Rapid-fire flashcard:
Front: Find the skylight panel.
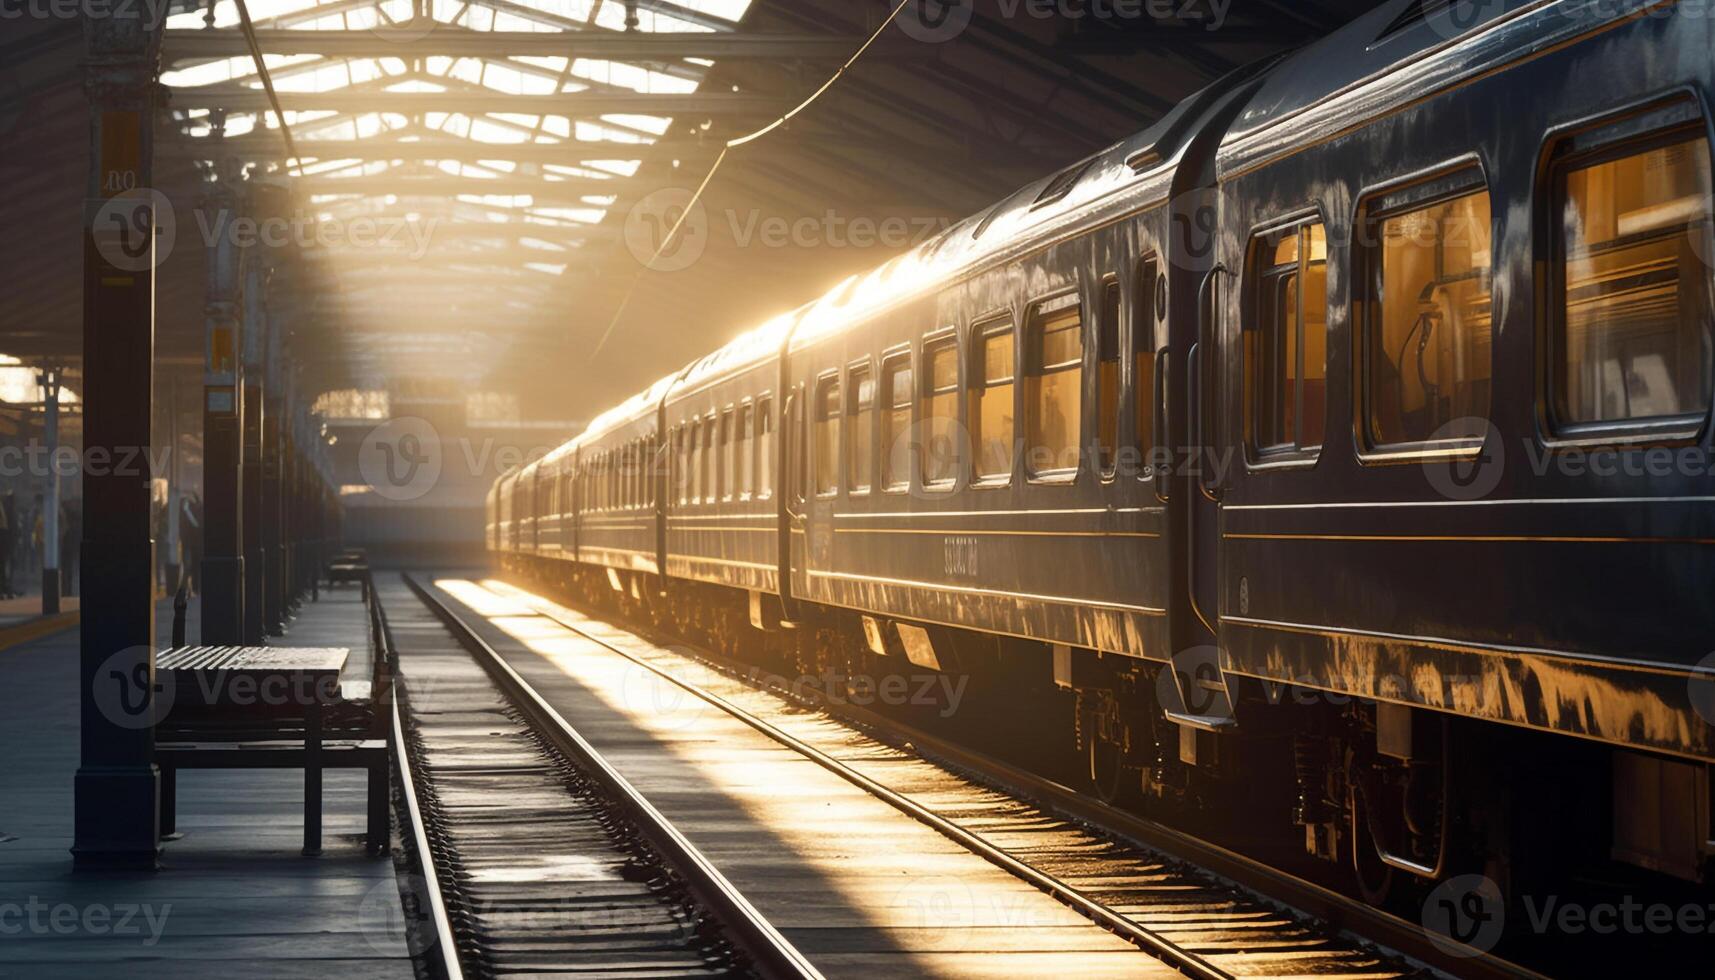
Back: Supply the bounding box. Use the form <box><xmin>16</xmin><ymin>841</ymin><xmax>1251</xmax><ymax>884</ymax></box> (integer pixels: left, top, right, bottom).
<box><xmin>469</xmin><ymin>118</ymin><xmax>533</xmax><ymax>144</ymax></box>
<box><xmin>600</xmin><ymin>114</ymin><xmax>671</xmax><ymax>136</ymax></box>
<box><xmin>515</xmin><ymin>56</ymin><xmax>572</xmax><ymax>74</ymax></box>
<box><xmin>584</xmin><ymin>159</ymin><xmax>642</xmax><ymax>178</ymax></box>
<box><xmin>570</xmin><ymin>60</ymin><xmax>697</xmax><ymax>95</ymax></box>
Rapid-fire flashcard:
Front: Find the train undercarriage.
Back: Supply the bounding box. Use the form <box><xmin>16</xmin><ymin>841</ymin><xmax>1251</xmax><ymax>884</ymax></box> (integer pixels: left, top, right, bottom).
<box><xmin>501</xmin><ymin>554</ymin><xmax>1715</xmax><ymax>936</ymax></box>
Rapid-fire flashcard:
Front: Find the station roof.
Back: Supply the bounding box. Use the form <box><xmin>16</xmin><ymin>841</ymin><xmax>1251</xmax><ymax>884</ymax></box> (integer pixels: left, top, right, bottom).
<box><xmin>0</xmin><ymin>0</ymin><xmax>1380</xmax><ymax>426</ymax></box>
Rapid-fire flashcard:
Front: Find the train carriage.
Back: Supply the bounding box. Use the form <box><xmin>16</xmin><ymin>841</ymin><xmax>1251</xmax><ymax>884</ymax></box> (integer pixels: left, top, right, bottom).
<box><xmin>661</xmin><ymin>315</ymin><xmax>793</xmax><ymax>600</ymax></box>
<box><xmin>570</xmin><ymin>375</ymin><xmax>678</xmax><ymax>584</ymax></box>
<box><xmin>494</xmin><ymin>0</ymin><xmax>1715</xmax><ymax>901</ymax></box>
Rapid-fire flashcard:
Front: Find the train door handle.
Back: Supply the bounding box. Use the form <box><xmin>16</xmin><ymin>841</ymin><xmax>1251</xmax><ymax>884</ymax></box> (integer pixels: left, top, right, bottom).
<box><xmin>1193</xmin><ymin>264</ymin><xmax>1226</xmax><ymax>499</ymax></box>
<box><xmin>1152</xmin><ymin>345</ymin><xmax>1169</xmax><ymax>501</ymax></box>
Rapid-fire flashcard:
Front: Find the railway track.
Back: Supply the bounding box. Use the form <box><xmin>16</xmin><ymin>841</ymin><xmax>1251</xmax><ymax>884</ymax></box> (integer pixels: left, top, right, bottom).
<box><xmin>377</xmin><ymin>576</ymin><xmax>817</xmax><ymax>979</ymax></box>
<box><xmin>414</xmin><ymin>573</ymin><xmax>1547</xmax><ymax>980</ymax></box>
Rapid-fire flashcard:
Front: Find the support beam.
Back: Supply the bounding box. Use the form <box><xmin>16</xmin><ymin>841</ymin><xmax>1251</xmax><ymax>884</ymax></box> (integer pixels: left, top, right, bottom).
<box><xmin>161</xmin><ymin>135</ymin><xmax>689</xmax><ymax>165</ymax></box>
<box><xmin>170</xmin><ymin>87</ymin><xmax>785</xmax><ymax>117</ymax></box>
<box><xmin>240</xmin><ymin>241</ymin><xmax>267</xmax><ymax>645</ymax></box>
<box><xmin>162</xmin><ymin>29</ymin><xmax>890</xmax><ymax>63</ymax></box>
<box><xmin>292</xmin><ymin>174</ymin><xmax>621</xmax><ymax>203</ymax></box>
<box><xmin>200</xmin><ymin>182</ymin><xmax>245</xmax><ymax>646</ymax></box>
<box><xmin>74</xmin><ymin>13</ymin><xmax>162</xmax><ymax>871</ymax></box>
<box><xmin>38</xmin><ymin>365</ymin><xmax>63</xmax><ymax>615</ymax></box>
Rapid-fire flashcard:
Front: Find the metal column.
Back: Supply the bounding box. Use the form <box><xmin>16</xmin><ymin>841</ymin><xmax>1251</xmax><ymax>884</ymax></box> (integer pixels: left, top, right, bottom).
<box><xmin>240</xmin><ymin>233</ymin><xmax>266</xmax><ymax>645</ymax></box>
<box><xmin>162</xmin><ymin>375</ymin><xmax>181</xmax><ymax>594</ymax></box>
<box><xmin>72</xmin><ymin>14</ymin><xmax>163</xmax><ymax>870</ymax></box>
<box><xmin>199</xmin><ymin>178</ymin><xmax>244</xmax><ymax>645</ymax></box>
<box><xmin>38</xmin><ymin>366</ymin><xmax>63</xmax><ymax>616</ymax></box>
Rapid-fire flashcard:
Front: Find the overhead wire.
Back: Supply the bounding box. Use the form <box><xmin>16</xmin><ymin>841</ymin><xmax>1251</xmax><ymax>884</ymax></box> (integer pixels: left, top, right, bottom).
<box><xmin>231</xmin><ymin>0</ymin><xmax>305</xmax><ymax>178</ymax></box>
<box><xmin>589</xmin><ymin>0</ymin><xmax>915</xmax><ymax>360</ymax></box>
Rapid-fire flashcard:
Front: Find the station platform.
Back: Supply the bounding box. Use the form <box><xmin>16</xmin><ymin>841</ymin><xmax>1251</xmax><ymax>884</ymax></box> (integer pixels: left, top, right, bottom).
<box><xmin>0</xmin><ymin>584</ymin><xmax>412</xmax><ymax>979</ymax></box>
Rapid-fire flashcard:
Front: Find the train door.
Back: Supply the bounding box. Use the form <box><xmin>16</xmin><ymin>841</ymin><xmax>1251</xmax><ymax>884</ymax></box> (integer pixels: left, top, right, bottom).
<box><xmin>1164</xmin><ymin>183</ymin><xmax>1238</xmax><ymax>735</ymax></box>
<box><xmin>775</xmin><ymin>350</ymin><xmax>805</xmax><ymax>620</ymax></box>
<box><xmin>569</xmin><ymin>451</ymin><xmax>581</xmax><ymax>562</ymax></box>
<box><xmin>652</xmin><ymin>421</ymin><xmax>669</xmax><ymax>590</ymax></box>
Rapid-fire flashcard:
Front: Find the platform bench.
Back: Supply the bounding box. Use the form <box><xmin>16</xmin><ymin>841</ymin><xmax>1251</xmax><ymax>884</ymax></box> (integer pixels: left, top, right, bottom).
<box><xmin>155</xmin><ymin>646</ymin><xmax>389</xmax><ymax>856</ymax></box>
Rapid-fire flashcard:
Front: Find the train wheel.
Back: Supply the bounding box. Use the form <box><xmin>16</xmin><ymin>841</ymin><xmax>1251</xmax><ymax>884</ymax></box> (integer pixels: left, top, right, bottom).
<box><xmin>1348</xmin><ymin>783</ymin><xmax>1395</xmax><ymax>907</ymax></box>
<box><xmin>1088</xmin><ymin>734</ymin><xmax>1130</xmax><ymax>805</ymax></box>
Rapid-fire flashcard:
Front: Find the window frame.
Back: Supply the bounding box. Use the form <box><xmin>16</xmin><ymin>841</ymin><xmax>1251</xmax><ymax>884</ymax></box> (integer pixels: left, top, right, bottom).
<box><xmin>846</xmin><ymin>358</ymin><xmax>876</xmax><ymax>495</ymax></box>
<box><xmin>1096</xmin><ymin>274</ymin><xmax>1123</xmax><ymax>482</ymax></box>
<box><xmin>812</xmin><ymin>370</ymin><xmax>843</xmax><ymax>498</ymax></box>
<box><xmin>735</xmin><ymin>400</ymin><xmax>753</xmax><ymax>501</ymax></box>
<box><xmin>1024</xmin><ymin>289</ymin><xmax>1085</xmax><ymax>483</ymax></box>
<box><xmin>1355</xmin><ymin>161</ymin><xmax>1496</xmax><ymax>463</ymax></box>
<box><xmin>1244</xmin><ymin>209</ymin><xmax>1330</xmax><ymax>468</ymax></box>
<box><xmin>720</xmin><ymin>406</ymin><xmax>735</xmax><ymax>502</ymax></box>
<box><xmin>754</xmin><ymin>394</ymin><xmax>775</xmax><ymax>500</ymax></box>
<box><xmin>1135</xmin><ymin>254</ymin><xmax>1164</xmax><ymax>485</ymax></box>
<box><xmin>1541</xmin><ymin>97</ymin><xmax>1713</xmax><ymax>446</ymax></box>
<box><xmin>969</xmin><ymin>312</ymin><xmax>1018</xmax><ymax>488</ymax></box>
<box><xmin>920</xmin><ymin>329</ymin><xmax>963</xmax><ymax>491</ymax></box>
<box><xmin>880</xmin><ymin>347</ymin><xmax>915</xmax><ymax>493</ymax></box>
<box><xmin>701</xmin><ymin>412</ymin><xmax>717</xmax><ymax>503</ymax></box>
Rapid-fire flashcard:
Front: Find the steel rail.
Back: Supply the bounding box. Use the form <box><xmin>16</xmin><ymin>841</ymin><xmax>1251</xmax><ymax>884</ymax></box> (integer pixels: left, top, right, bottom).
<box><xmin>374</xmin><ymin>588</ymin><xmax>466</xmax><ymax>980</ymax></box>
<box><xmin>493</xmin><ymin>578</ymin><xmax>1548</xmax><ymax>980</ymax></box>
<box><xmin>399</xmin><ymin>573</ymin><xmax>823</xmax><ymax>980</ymax></box>
<box><xmin>447</xmin><ymin>578</ymin><xmax>1234</xmax><ymax>980</ymax></box>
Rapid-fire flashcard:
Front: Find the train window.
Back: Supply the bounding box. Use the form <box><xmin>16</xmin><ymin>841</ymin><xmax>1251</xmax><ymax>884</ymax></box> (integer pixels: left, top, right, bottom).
<box><xmin>675</xmin><ymin>427</ymin><xmax>689</xmax><ymax>505</ymax></box>
<box><xmin>702</xmin><ymin>415</ymin><xmax>716</xmax><ymax>504</ymax></box>
<box><xmin>814</xmin><ymin>375</ymin><xmax>841</xmax><ymax>496</ymax></box>
<box><xmin>882</xmin><ymin>354</ymin><xmax>914</xmax><ymax>492</ymax></box>
<box><xmin>1362</xmin><ymin>178</ymin><xmax>1493</xmax><ymax>447</ymax></box>
<box><xmin>848</xmin><ymin>363</ymin><xmax>875</xmax><ymax>493</ymax></box>
<box><xmin>1026</xmin><ymin>296</ymin><xmax>1083</xmax><ymax>478</ymax></box>
<box><xmin>1097</xmin><ymin>278</ymin><xmax>1121</xmax><ymax>478</ymax></box>
<box><xmin>756</xmin><ymin>396</ymin><xmax>774</xmax><ymax>499</ymax></box>
<box><xmin>1554</xmin><ymin>132</ymin><xmax>1714</xmax><ymax>429</ymax></box>
<box><xmin>735</xmin><ymin>403</ymin><xmax>753</xmax><ymax>499</ymax></box>
<box><xmin>922</xmin><ymin>338</ymin><xmax>960</xmax><ymax>488</ymax></box>
<box><xmin>1134</xmin><ymin>256</ymin><xmax>1160</xmax><ymax>477</ymax></box>
<box><xmin>720</xmin><ymin>408</ymin><xmax>734</xmax><ymax>501</ymax></box>
<box><xmin>683</xmin><ymin>424</ymin><xmax>695</xmax><ymax>503</ymax></box>
<box><xmin>971</xmin><ymin>319</ymin><xmax>1015</xmax><ymax>483</ymax></box>
<box><xmin>1246</xmin><ymin>220</ymin><xmax>1328</xmax><ymax>455</ymax></box>
<box><xmin>696</xmin><ymin>420</ymin><xmax>710</xmax><ymax>504</ymax></box>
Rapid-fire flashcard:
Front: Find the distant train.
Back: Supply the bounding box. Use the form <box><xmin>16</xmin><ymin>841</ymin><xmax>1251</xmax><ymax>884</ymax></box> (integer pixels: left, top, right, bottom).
<box><xmin>494</xmin><ymin>0</ymin><xmax>1715</xmax><ymax>903</ymax></box>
